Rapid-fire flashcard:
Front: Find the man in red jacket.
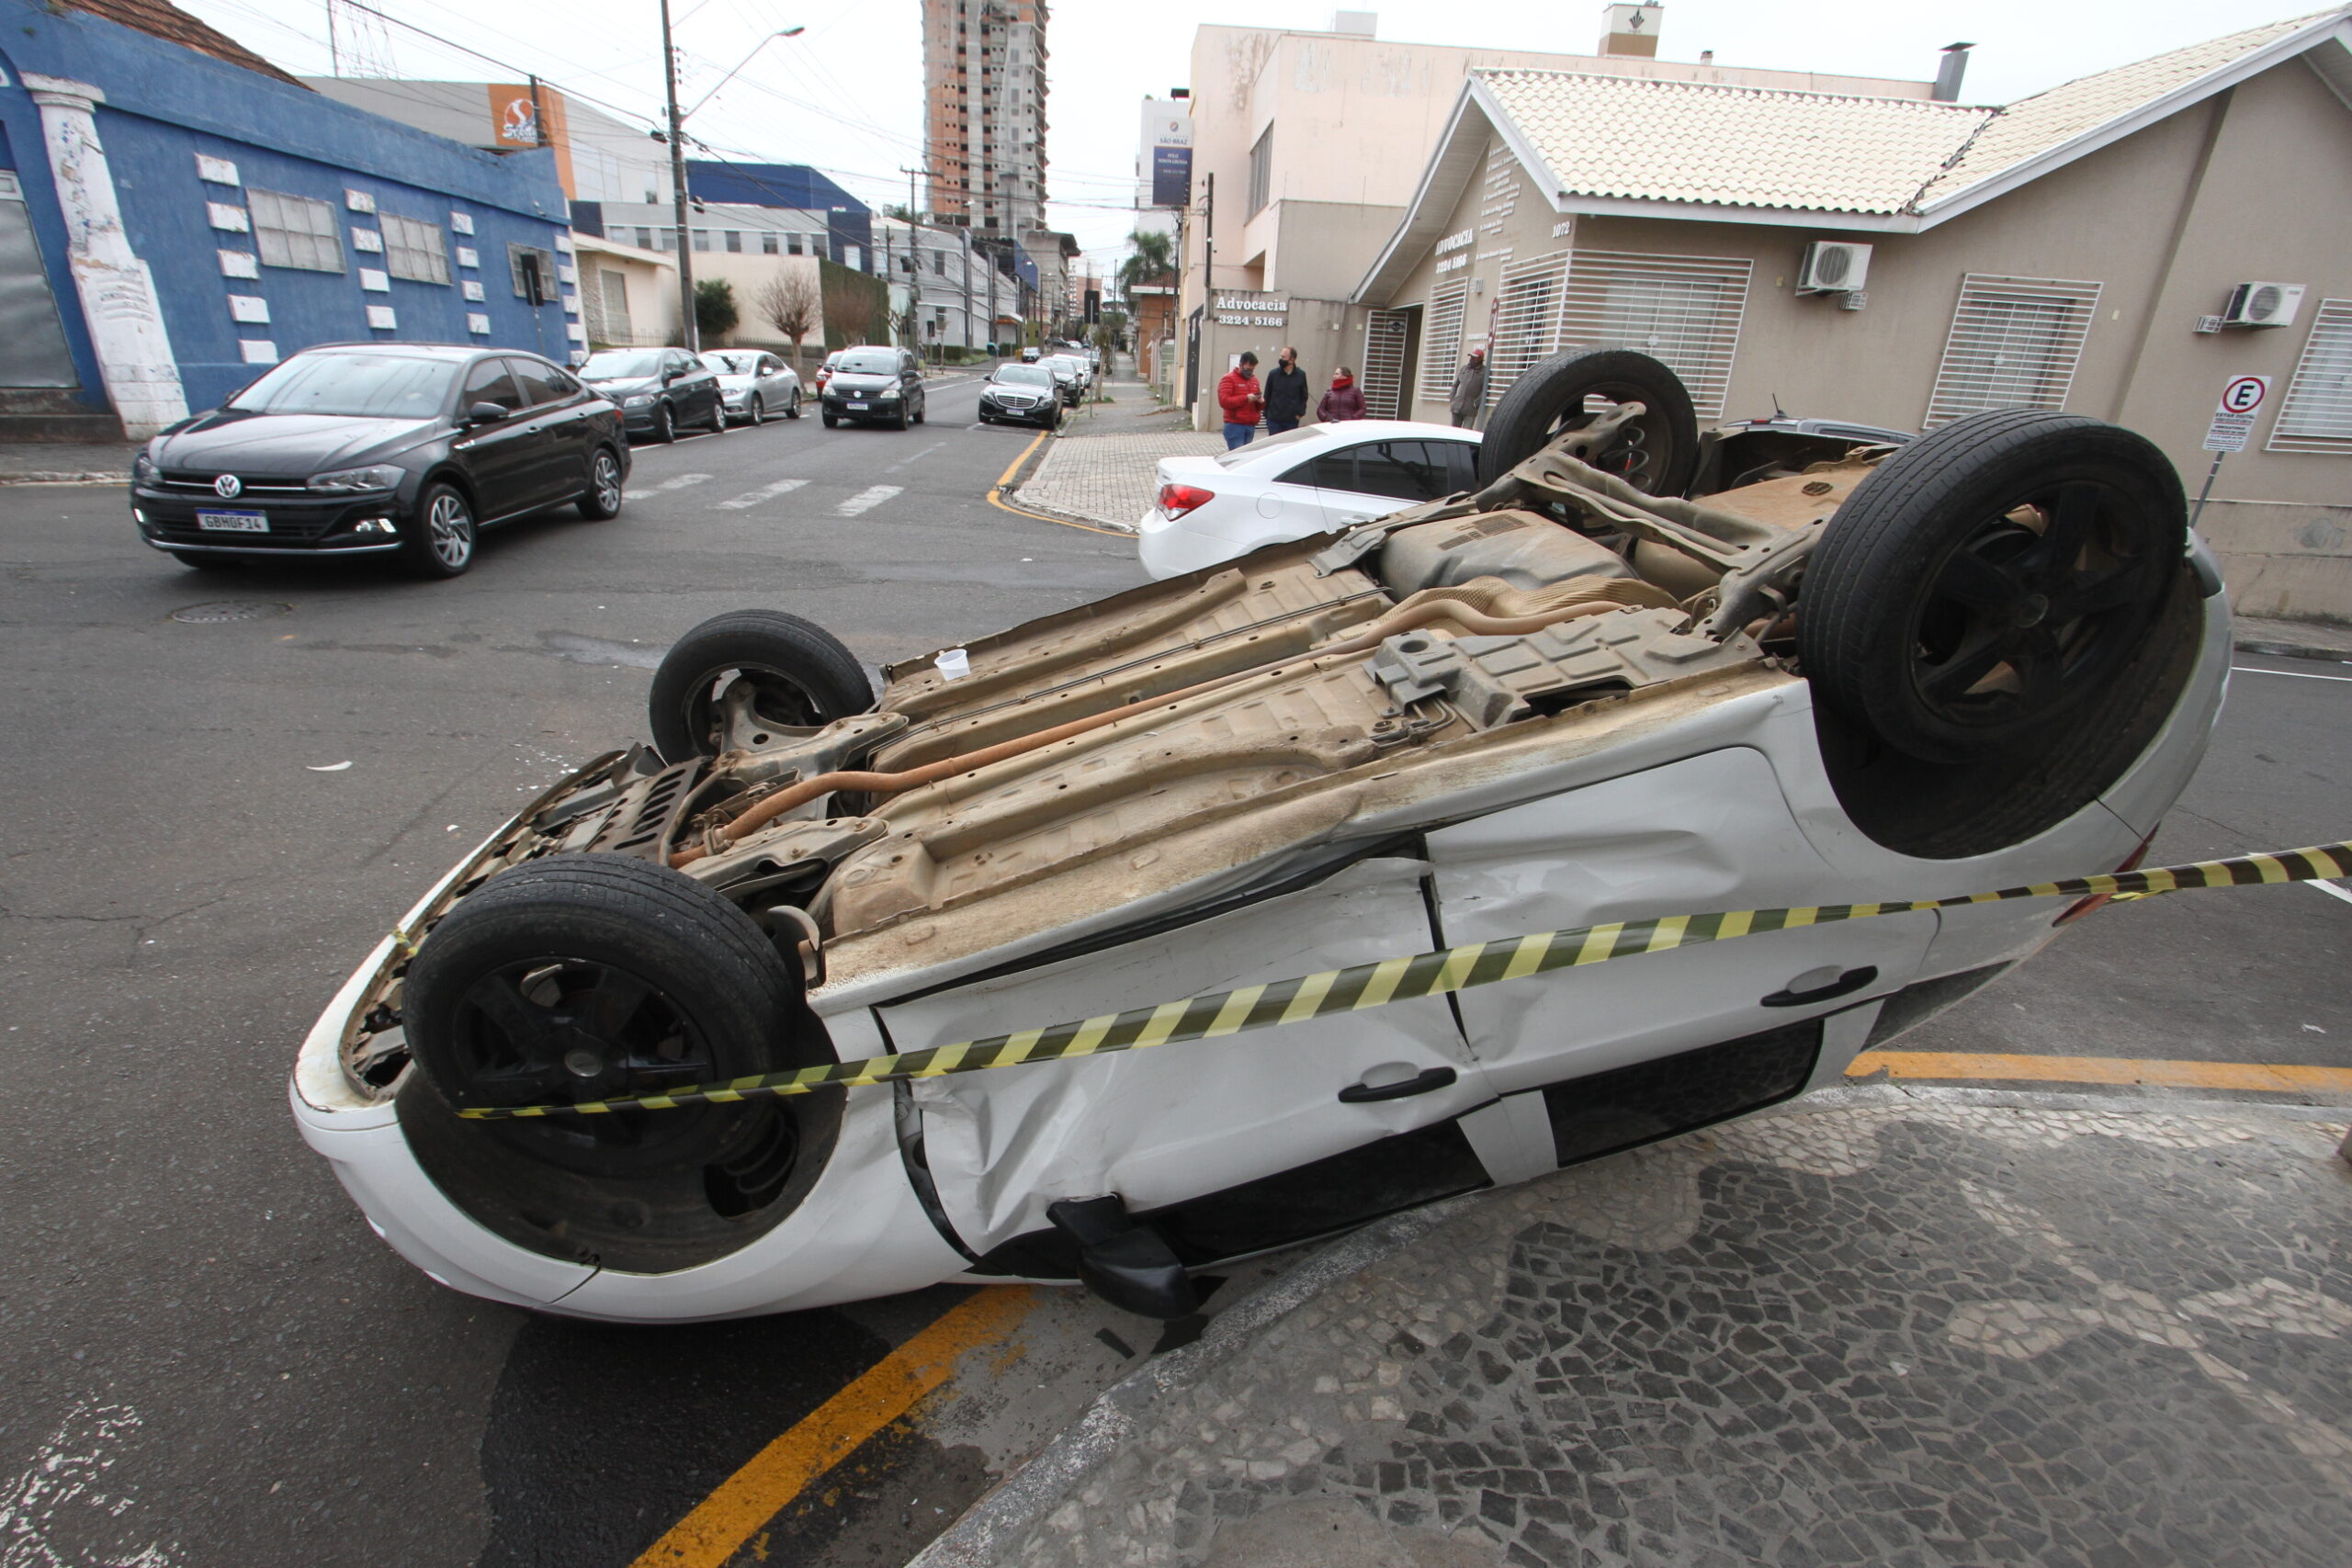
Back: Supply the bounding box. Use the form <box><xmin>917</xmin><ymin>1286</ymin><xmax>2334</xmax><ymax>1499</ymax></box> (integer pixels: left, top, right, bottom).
<box><xmin>1217</xmin><ymin>352</ymin><xmax>1264</xmax><ymax>449</ymax></box>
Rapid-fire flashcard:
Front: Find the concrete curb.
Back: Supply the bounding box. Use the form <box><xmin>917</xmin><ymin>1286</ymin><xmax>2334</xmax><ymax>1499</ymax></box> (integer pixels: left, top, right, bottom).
<box><xmin>905</xmin><ymin>1084</ymin><xmax>2349</xmax><ymax>1568</ymax></box>
<box><xmin>2234</xmin><ymin>636</ymin><xmax>2352</xmax><ymax>662</ymax></box>
<box><xmin>1001</xmin><ymin>489</ymin><xmax>1138</xmax><ymax>535</ymax></box>
<box><xmin>904</xmin><ymin>1194</ymin><xmax>1482</xmax><ymax>1568</ymax></box>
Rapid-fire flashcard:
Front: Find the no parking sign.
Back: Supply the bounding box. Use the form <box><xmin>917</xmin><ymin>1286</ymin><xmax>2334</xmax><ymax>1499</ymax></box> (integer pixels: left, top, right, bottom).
<box><xmin>2202</xmin><ymin>375</ymin><xmax>2269</xmax><ymax>452</ymax></box>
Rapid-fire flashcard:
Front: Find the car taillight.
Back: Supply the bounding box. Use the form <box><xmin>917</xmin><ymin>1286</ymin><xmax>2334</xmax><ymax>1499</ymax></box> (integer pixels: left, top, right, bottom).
<box><xmin>2054</xmin><ymin>827</ymin><xmax>2161</xmax><ymax>925</ymax></box>
<box><xmin>1158</xmin><ymin>483</ymin><xmax>1215</xmax><ymax>520</ymax></box>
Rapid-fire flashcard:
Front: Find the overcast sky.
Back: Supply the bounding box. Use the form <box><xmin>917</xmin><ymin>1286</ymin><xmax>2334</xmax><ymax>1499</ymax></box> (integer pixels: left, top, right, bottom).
<box><xmin>180</xmin><ymin>0</ymin><xmax>2335</xmax><ymax>275</ymax></box>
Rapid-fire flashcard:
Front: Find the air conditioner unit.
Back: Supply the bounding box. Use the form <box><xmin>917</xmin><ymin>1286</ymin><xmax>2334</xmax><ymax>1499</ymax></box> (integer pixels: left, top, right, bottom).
<box><xmin>1797</xmin><ymin>241</ymin><xmax>1871</xmax><ymax>294</ymax></box>
<box><xmin>2221</xmin><ymin>281</ymin><xmax>2305</xmax><ymax>328</ymax></box>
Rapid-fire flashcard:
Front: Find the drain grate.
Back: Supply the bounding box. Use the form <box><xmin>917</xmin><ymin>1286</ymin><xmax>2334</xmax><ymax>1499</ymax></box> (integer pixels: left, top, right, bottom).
<box><xmin>170</xmin><ymin>601</ymin><xmax>288</xmax><ymax>625</ymax></box>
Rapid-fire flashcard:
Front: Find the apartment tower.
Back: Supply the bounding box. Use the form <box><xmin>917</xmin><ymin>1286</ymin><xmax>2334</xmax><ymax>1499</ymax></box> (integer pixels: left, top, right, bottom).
<box><xmin>922</xmin><ymin>0</ymin><xmax>1049</xmax><ymax>235</ymax></box>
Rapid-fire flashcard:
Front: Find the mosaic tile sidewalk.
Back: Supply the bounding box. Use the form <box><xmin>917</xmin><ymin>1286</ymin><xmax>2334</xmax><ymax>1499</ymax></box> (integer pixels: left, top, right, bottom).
<box><xmin>914</xmin><ymin>1095</ymin><xmax>2352</xmax><ymax>1568</ymax></box>
<box><xmin>1012</xmin><ymin>430</ymin><xmax>1226</xmax><ymax>533</ymax></box>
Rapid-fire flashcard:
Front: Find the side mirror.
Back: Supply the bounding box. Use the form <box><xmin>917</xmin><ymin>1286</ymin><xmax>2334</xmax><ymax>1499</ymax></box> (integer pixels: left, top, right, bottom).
<box><xmin>463</xmin><ymin>401</ymin><xmax>509</xmax><ymax>426</ymax></box>
<box><xmin>662</xmin><ymin>366</ymin><xmax>684</xmax><ymax>382</ymax></box>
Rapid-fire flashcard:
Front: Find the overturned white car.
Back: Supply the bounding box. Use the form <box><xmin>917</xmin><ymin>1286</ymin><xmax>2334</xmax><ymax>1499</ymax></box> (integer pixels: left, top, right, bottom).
<box><xmin>290</xmin><ymin>350</ymin><xmax>2228</xmax><ymax>1322</ymax></box>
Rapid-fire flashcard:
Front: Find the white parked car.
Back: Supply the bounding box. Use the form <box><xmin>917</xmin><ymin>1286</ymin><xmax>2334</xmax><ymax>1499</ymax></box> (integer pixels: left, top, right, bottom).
<box><xmin>1139</xmin><ymin>421</ymin><xmax>1481</xmax><ymax>580</ymax></box>
<box><xmin>697</xmin><ymin>349</ymin><xmax>802</xmax><ymax>424</ymax></box>
<box><xmin>288</xmin><ymin>349</ymin><xmax>2229</xmax><ymax>1324</ymax></box>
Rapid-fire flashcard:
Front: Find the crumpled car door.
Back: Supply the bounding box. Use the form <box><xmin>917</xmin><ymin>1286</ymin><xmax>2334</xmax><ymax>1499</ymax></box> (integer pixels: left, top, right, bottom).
<box><xmin>882</xmin><ymin>856</ymin><xmax>1499</xmax><ymax>1261</ymax></box>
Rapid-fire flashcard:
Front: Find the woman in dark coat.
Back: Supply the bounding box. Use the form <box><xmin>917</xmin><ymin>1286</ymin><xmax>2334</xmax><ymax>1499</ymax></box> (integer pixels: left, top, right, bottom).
<box><xmin>1317</xmin><ymin>367</ymin><xmax>1366</xmax><ymax>423</ymax></box>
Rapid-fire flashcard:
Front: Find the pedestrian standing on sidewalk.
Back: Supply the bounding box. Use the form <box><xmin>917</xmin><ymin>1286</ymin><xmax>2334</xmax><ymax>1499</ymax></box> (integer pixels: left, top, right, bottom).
<box><xmin>1217</xmin><ymin>352</ymin><xmax>1265</xmax><ymax>450</ymax></box>
<box><xmin>1262</xmin><ymin>345</ymin><xmax>1308</xmax><ymax>434</ymax></box>
<box><xmin>1449</xmin><ymin>345</ymin><xmax>1487</xmax><ymax>429</ymax></box>
<box><xmin>1317</xmin><ymin>367</ymin><xmax>1366</xmax><ymax>423</ymax></box>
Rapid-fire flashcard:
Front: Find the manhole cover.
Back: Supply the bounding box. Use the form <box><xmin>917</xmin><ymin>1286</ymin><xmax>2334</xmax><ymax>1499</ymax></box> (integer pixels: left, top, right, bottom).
<box><xmin>170</xmin><ymin>601</ymin><xmax>288</xmax><ymax>625</ymax></box>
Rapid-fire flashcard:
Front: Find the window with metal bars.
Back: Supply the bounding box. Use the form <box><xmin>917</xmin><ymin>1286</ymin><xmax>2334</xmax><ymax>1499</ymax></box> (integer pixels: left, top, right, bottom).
<box><xmin>2268</xmin><ymin>299</ymin><xmax>2352</xmax><ymax>454</ymax></box>
<box><xmin>379</xmin><ymin>212</ymin><xmax>448</xmax><ymax>285</ymax></box>
<box><xmin>1418</xmin><ymin>282</ymin><xmax>1469</xmax><ymax>405</ymax></box>
<box><xmin>1559</xmin><ymin>250</ymin><xmax>1751</xmax><ymax>419</ymax></box>
<box><xmin>1248</xmin><ymin>123</ymin><xmax>1273</xmax><ymax>217</ymax></box>
<box><xmin>1924</xmin><ymin>274</ymin><xmax>2102</xmax><ymax>428</ymax></box>
<box><xmin>248</xmin><ymin>188</ymin><xmax>342</xmax><ymax>274</ymax></box>
<box><xmin>1487</xmin><ymin>252</ymin><xmax>1569</xmax><ymax>412</ymax></box>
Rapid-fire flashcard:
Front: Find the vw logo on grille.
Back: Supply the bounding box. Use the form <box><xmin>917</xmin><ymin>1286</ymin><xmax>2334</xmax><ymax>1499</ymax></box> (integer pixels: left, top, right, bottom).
<box><xmin>213</xmin><ymin>474</ymin><xmax>242</xmax><ymax>499</ymax></box>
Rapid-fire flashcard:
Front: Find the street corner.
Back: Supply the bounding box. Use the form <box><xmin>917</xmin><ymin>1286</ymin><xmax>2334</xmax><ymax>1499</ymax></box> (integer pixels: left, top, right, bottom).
<box><xmin>944</xmin><ymin>1098</ymin><xmax>2352</xmax><ymax>1568</ymax></box>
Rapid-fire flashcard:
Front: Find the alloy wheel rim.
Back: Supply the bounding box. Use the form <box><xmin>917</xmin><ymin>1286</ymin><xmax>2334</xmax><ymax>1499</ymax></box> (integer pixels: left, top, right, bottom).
<box><xmin>593</xmin><ymin>455</ymin><xmax>621</xmax><ymax>511</ymax></box>
<box><xmin>428</xmin><ymin>493</ymin><xmax>473</xmax><ymax>567</ymax></box>
<box><xmin>1907</xmin><ymin>480</ymin><xmax>2154</xmax><ymax>730</ymax></box>
<box><xmin>452</xmin><ymin>958</ymin><xmax>714</xmax><ymax>1144</ymax></box>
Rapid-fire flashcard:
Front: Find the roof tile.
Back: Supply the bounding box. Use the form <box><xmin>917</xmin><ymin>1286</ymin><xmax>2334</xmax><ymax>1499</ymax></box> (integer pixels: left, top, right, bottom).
<box><xmin>62</xmin><ymin>0</ymin><xmax>308</xmax><ymax>88</ymax></box>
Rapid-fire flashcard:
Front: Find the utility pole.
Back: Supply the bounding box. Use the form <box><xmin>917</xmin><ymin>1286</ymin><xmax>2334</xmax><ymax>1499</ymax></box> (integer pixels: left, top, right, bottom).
<box><xmin>659</xmin><ymin>0</ymin><xmax>697</xmax><ymax>351</ymax></box>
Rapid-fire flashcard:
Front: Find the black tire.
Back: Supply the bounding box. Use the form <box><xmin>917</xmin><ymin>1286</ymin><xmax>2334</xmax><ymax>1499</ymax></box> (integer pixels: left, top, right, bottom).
<box><xmin>784</xmin><ymin>388</ymin><xmax>802</xmax><ymax>420</ymax></box>
<box><xmin>708</xmin><ymin>396</ymin><xmax>728</xmax><ymax>434</ymax></box>
<box><xmin>1476</xmin><ymin>346</ymin><xmax>1701</xmax><ymax>496</ymax></box>
<box><xmin>1799</xmin><ymin>410</ymin><xmax>2185</xmax><ymax>767</ymax></box>
<box><xmin>575</xmin><ymin>446</ymin><xmax>625</xmax><ymax>520</ymax></box>
<box><xmin>748</xmin><ymin>395</ymin><xmax>765</xmax><ymax>426</ymax></box>
<box><xmin>821</xmin><ymin>410</ymin><xmax>838</xmax><ymax>429</ymax></box>
<box><xmin>401</xmin><ymin>481</ymin><xmax>476</xmax><ymax>578</ymax></box>
<box><xmin>912</xmin><ymin>398</ymin><xmax>925</xmax><ymax>426</ymax></box>
<box><xmin>648</xmin><ymin>609</ymin><xmax>874</xmax><ymax>761</ymax></box>
<box><xmin>402</xmin><ymin>854</ymin><xmax>817</xmax><ymax>1180</ymax></box>
<box><xmin>651</xmin><ymin>401</ymin><xmax>675</xmax><ymax>444</ymax></box>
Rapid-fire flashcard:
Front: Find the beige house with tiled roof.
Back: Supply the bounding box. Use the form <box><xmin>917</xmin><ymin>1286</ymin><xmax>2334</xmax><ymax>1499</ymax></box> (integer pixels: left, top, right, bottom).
<box><xmin>1352</xmin><ymin>8</ymin><xmax>2352</xmax><ymax>620</ymax></box>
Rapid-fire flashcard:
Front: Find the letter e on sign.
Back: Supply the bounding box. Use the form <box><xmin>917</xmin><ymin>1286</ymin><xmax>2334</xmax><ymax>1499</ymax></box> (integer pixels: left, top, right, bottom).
<box><xmin>2202</xmin><ymin>374</ymin><xmax>2268</xmax><ymax>452</ymax></box>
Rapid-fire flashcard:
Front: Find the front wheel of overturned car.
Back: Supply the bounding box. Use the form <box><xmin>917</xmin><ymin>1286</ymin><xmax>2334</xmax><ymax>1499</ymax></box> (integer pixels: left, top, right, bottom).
<box><xmin>648</xmin><ymin>608</ymin><xmax>875</xmax><ymax>761</ymax></box>
<box><xmin>398</xmin><ymin>854</ymin><xmax>843</xmax><ymax>1270</ymax></box>
<box><xmin>1476</xmin><ymin>345</ymin><xmax>1702</xmax><ymax>496</ymax></box>
<box><xmin>1799</xmin><ymin>408</ymin><xmax>2194</xmax><ymax>858</ymax></box>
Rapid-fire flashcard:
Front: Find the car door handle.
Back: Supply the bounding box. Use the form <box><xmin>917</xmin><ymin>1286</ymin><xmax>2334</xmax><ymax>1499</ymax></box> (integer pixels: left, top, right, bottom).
<box><xmin>1338</xmin><ymin>1066</ymin><xmax>1457</xmax><ymax>1103</ymax></box>
<box><xmin>1760</xmin><ymin>965</ymin><xmax>1878</xmax><ymax>1008</ymax></box>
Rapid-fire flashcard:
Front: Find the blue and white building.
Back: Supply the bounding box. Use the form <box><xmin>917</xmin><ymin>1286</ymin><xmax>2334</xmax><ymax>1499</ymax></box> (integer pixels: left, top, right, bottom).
<box><xmin>0</xmin><ymin>0</ymin><xmax>575</xmax><ymax>439</ymax></box>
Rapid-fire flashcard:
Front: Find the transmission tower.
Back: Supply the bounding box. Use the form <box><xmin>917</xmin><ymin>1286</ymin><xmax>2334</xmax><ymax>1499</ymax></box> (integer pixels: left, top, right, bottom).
<box><xmin>325</xmin><ymin>0</ymin><xmax>399</xmax><ymax>78</ymax></box>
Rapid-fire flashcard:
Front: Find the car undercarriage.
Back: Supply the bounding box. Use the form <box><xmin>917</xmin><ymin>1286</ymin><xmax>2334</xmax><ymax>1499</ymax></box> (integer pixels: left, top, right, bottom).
<box><xmin>296</xmin><ymin>353</ymin><xmax>2221</xmax><ymax>1319</ymax></box>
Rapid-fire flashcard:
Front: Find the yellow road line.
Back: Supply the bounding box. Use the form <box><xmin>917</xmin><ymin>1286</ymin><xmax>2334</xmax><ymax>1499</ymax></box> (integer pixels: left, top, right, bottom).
<box><xmin>984</xmin><ymin>427</ymin><xmax>1127</xmax><ymax>536</ymax></box>
<box><xmin>1848</xmin><ymin>1051</ymin><xmax>2352</xmax><ymax>1094</ymax></box>
<box><xmin>629</xmin><ymin>1286</ymin><xmax>1035</xmax><ymax>1568</ymax></box>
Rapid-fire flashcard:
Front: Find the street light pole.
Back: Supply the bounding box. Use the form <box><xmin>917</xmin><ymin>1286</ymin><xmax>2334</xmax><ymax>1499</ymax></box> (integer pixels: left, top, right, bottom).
<box><xmin>660</xmin><ymin>0</ymin><xmax>696</xmax><ymax>351</ymax></box>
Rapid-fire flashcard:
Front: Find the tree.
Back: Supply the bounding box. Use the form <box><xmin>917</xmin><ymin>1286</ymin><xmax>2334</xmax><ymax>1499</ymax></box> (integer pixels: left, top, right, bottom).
<box><xmin>754</xmin><ymin>268</ymin><xmax>822</xmax><ymax>373</ymax></box>
<box><xmin>695</xmin><ymin>278</ymin><xmax>739</xmax><ymax>343</ymax></box>
<box><xmin>1116</xmin><ymin>228</ymin><xmax>1176</xmax><ymax>308</ymax></box>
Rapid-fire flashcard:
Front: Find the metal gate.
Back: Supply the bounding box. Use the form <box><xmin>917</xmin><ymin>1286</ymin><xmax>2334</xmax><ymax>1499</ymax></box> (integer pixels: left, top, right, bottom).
<box><xmin>1361</xmin><ymin>308</ymin><xmax>1414</xmax><ymax>421</ymax></box>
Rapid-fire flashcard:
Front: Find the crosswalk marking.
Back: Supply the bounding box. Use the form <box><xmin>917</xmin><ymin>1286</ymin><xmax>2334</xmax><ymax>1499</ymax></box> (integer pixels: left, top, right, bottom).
<box><xmin>628</xmin><ymin>472</ymin><xmax>712</xmax><ymax>498</ymax></box>
<box><xmin>837</xmin><ymin>485</ymin><xmax>902</xmax><ymax>516</ymax></box>
<box><xmin>713</xmin><ymin>479</ymin><xmax>808</xmax><ymax>511</ymax></box>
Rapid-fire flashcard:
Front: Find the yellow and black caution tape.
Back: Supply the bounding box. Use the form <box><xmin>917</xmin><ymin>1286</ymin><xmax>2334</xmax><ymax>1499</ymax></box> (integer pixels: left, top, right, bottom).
<box><xmin>455</xmin><ymin>840</ymin><xmax>2351</xmax><ymax>1122</ymax></box>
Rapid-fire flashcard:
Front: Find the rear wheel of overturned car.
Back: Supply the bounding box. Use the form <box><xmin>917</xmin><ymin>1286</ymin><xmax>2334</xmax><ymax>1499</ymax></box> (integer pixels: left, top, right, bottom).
<box><xmin>1476</xmin><ymin>345</ymin><xmax>1702</xmax><ymax>495</ymax></box>
<box><xmin>399</xmin><ymin>854</ymin><xmax>842</xmax><ymax>1271</ymax></box>
<box><xmin>1798</xmin><ymin>409</ymin><xmax>2193</xmax><ymax>858</ymax></box>
<box><xmin>648</xmin><ymin>608</ymin><xmax>875</xmax><ymax>762</ymax></box>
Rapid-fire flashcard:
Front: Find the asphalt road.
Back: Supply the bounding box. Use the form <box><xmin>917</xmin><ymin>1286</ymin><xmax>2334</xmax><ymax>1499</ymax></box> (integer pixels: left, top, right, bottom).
<box><xmin>0</xmin><ymin>383</ymin><xmax>2345</xmax><ymax>1568</ymax></box>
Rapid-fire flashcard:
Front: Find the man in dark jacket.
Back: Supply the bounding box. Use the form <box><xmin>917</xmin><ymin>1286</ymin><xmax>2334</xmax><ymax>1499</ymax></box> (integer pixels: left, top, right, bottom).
<box><xmin>1261</xmin><ymin>345</ymin><xmax>1309</xmax><ymax>434</ymax></box>
<box><xmin>1449</xmin><ymin>346</ymin><xmax>1487</xmax><ymax>428</ymax></box>
<box><xmin>1216</xmin><ymin>353</ymin><xmax>1264</xmax><ymax>449</ymax></box>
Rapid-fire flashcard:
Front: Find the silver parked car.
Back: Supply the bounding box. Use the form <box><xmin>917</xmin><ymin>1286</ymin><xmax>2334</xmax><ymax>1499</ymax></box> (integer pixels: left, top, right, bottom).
<box><xmin>697</xmin><ymin>349</ymin><xmax>802</xmax><ymax>425</ymax></box>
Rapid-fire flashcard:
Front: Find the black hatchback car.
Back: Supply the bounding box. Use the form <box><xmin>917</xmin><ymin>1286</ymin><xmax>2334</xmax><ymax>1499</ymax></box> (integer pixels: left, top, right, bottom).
<box><xmin>578</xmin><ymin>346</ymin><xmax>725</xmax><ymax>443</ymax></box>
<box><xmin>131</xmin><ymin>344</ymin><xmax>629</xmax><ymax>579</ymax></box>
<box><xmin>820</xmin><ymin>346</ymin><xmax>926</xmax><ymax>429</ymax></box>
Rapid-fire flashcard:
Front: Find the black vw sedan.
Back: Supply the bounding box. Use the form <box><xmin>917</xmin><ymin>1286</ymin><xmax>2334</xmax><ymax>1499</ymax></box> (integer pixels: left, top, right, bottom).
<box><xmin>578</xmin><ymin>346</ymin><xmax>725</xmax><ymax>443</ymax></box>
<box><xmin>131</xmin><ymin>344</ymin><xmax>628</xmax><ymax>580</ymax></box>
